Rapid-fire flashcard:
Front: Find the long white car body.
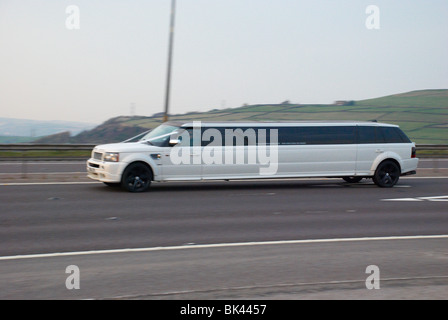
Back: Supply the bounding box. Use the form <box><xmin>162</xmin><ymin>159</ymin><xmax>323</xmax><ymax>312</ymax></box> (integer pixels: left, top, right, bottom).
<box><xmin>87</xmin><ymin>121</ymin><xmax>418</xmax><ymax>192</ymax></box>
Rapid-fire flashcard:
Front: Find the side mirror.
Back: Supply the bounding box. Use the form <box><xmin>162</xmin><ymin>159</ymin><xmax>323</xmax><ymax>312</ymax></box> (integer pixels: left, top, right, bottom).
<box><xmin>169</xmin><ymin>138</ymin><xmax>181</xmax><ymax>146</ymax></box>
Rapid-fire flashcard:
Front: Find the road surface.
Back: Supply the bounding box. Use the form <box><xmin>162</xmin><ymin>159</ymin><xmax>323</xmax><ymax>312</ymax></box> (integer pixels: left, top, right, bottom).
<box><xmin>0</xmin><ymin>160</ymin><xmax>447</xmax><ymax>300</ymax></box>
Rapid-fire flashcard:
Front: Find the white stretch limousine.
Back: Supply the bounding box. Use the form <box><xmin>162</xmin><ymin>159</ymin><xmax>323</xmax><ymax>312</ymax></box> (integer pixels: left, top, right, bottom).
<box><xmin>87</xmin><ymin>121</ymin><xmax>418</xmax><ymax>192</ymax></box>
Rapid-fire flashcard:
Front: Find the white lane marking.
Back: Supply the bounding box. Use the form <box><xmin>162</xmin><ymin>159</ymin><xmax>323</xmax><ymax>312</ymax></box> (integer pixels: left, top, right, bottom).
<box><xmin>417</xmin><ymin>168</ymin><xmax>448</xmax><ymax>170</ymax></box>
<box><xmin>0</xmin><ymin>182</ymin><xmax>99</xmax><ymax>186</ymax></box>
<box><xmin>382</xmin><ymin>195</ymin><xmax>448</xmax><ymax>202</ymax></box>
<box><xmin>382</xmin><ymin>198</ymin><xmax>423</xmax><ymax>201</ymax></box>
<box><xmin>417</xmin><ymin>195</ymin><xmax>448</xmax><ymax>199</ymax></box>
<box><xmin>402</xmin><ymin>176</ymin><xmax>448</xmax><ymax>179</ymax></box>
<box><xmin>418</xmin><ymin>195</ymin><xmax>448</xmax><ymax>201</ymax></box>
<box><xmin>0</xmin><ymin>162</ymin><xmax>87</xmax><ymax>165</ymax></box>
<box><xmin>0</xmin><ymin>172</ymin><xmax>85</xmax><ymax>175</ymax></box>
<box><xmin>1</xmin><ymin>235</ymin><xmax>448</xmax><ymax>261</ymax></box>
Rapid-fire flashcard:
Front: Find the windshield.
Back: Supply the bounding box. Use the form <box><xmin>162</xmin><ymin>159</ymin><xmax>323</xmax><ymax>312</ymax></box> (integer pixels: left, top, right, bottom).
<box><xmin>139</xmin><ymin>124</ymin><xmax>181</xmax><ymax>147</ymax></box>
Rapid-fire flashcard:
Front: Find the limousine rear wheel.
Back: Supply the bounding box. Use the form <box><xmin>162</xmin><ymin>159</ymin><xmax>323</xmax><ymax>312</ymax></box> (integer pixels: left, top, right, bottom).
<box><xmin>373</xmin><ymin>160</ymin><xmax>400</xmax><ymax>188</ymax></box>
<box><xmin>121</xmin><ymin>163</ymin><xmax>153</xmax><ymax>192</ymax></box>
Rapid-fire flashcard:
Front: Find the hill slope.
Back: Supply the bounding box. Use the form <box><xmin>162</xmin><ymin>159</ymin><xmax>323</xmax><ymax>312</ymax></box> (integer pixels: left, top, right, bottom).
<box><xmin>40</xmin><ymin>89</ymin><xmax>448</xmax><ymax>144</ymax></box>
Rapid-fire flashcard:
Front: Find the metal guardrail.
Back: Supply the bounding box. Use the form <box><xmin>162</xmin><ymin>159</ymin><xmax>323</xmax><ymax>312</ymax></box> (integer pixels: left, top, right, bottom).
<box><xmin>0</xmin><ymin>144</ymin><xmax>96</xmax><ymax>151</ymax></box>
<box><xmin>415</xmin><ymin>145</ymin><xmax>448</xmax><ymax>158</ymax></box>
<box><xmin>0</xmin><ymin>144</ymin><xmax>445</xmax><ymax>180</ymax></box>
<box><xmin>0</xmin><ymin>144</ymin><xmax>96</xmax><ymax>161</ymax></box>
<box><xmin>416</xmin><ymin>145</ymin><xmax>448</xmax><ymax>150</ymax></box>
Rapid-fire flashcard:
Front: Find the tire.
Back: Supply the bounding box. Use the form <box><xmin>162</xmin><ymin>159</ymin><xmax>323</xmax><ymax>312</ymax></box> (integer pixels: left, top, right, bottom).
<box><xmin>373</xmin><ymin>160</ymin><xmax>400</xmax><ymax>188</ymax></box>
<box><xmin>103</xmin><ymin>182</ymin><xmax>121</xmax><ymax>187</ymax></box>
<box><xmin>343</xmin><ymin>176</ymin><xmax>363</xmax><ymax>183</ymax></box>
<box><xmin>121</xmin><ymin>163</ymin><xmax>153</xmax><ymax>193</ymax></box>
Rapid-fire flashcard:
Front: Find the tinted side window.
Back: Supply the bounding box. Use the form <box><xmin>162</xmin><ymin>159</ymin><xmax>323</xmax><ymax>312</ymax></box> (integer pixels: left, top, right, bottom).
<box><xmin>201</xmin><ymin>127</ymin><xmax>223</xmax><ymax>146</ymax></box>
<box><xmin>222</xmin><ymin>127</ymin><xmax>258</xmax><ymax>146</ymax></box>
<box><xmin>201</xmin><ymin>127</ymin><xmax>262</xmax><ymax>146</ymax></box>
<box><xmin>395</xmin><ymin>128</ymin><xmax>411</xmax><ymax>143</ymax></box>
<box><xmin>278</xmin><ymin>127</ymin><xmax>306</xmax><ymax>145</ymax></box>
<box><xmin>306</xmin><ymin>126</ymin><xmax>356</xmax><ymax>144</ymax></box>
<box><xmin>380</xmin><ymin>127</ymin><xmax>407</xmax><ymax>143</ymax></box>
<box><xmin>358</xmin><ymin>126</ymin><xmax>375</xmax><ymax>144</ymax></box>
<box><xmin>227</xmin><ymin>127</ymin><xmax>257</xmax><ymax>146</ymax></box>
<box><xmin>201</xmin><ymin>126</ymin><xmax>359</xmax><ymax>146</ymax></box>
<box><xmin>358</xmin><ymin>126</ymin><xmax>385</xmax><ymax>144</ymax></box>
<box><xmin>278</xmin><ymin>126</ymin><xmax>356</xmax><ymax>145</ymax></box>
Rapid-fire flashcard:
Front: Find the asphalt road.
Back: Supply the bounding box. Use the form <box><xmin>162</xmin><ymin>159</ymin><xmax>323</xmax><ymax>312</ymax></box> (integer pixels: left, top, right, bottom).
<box><xmin>1</xmin><ymin>177</ymin><xmax>448</xmax><ymax>255</ymax></box>
<box><xmin>0</xmin><ymin>168</ymin><xmax>448</xmax><ymax>300</ymax></box>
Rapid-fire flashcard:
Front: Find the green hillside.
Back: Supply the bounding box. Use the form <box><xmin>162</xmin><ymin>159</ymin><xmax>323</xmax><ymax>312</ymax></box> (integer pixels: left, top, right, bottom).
<box><xmin>115</xmin><ymin>89</ymin><xmax>448</xmax><ymax>144</ymax></box>
<box><xmin>35</xmin><ymin>89</ymin><xmax>447</xmax><ymax>145</ymax></box>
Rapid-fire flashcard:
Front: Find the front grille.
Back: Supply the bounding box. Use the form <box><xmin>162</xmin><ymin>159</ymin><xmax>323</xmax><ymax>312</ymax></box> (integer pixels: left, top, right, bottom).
<box><xmin>88</xmin><ymin>162</ymin><xmax>100</xmax><ymax>168</ymax></box>
<box><xmin>93</xmin><ymin>152</ymin><xmax>103</xmax><ymax>160</ymax></box>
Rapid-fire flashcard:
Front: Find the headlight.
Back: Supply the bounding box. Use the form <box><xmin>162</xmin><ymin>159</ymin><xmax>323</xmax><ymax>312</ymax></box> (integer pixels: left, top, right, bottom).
<box><xmin>104</xmin><ymin>152</ymin><xmax>120</xmax><ymax>162</ymax></box>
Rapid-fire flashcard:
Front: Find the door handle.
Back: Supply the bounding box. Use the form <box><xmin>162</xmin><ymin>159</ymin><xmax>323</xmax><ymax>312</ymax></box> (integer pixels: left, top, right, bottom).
<box><xmin>376</xmin><ymin>149</ymin><xmax>384</xmax><ymax>153</ymax></box>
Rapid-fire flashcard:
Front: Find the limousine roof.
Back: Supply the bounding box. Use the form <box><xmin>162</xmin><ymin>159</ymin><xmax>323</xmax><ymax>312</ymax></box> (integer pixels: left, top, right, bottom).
<box><xmin>165</xmin><ymin>121</ymin><xmax>399</xmax><ymax>128</ymax></box>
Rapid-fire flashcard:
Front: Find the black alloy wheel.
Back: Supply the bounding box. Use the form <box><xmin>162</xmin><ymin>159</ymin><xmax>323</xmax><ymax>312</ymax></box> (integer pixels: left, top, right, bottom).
<box><xmin>121</xmin><ymin>163</ymin><xmax>152</xmax><ymax>192</ymax></box>
<box><xmin>373</xmin><ymin>160</ymin><xmax>400</xmax><ymax>188</ymax></box>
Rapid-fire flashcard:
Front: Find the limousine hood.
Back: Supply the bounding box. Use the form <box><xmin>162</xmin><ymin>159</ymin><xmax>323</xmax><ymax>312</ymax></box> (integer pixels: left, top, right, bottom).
<box><xmin>93</xmin><ymin>142</ymin><xmax>158</xmax><ymax>153</ymax></box>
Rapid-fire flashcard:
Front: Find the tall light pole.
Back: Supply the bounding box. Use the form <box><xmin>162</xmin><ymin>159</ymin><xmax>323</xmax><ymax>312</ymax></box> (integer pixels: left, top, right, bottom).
<box><xmin>163</xmin><ymin>0</ymin><xmax>176</xmax><ymax>123</ymax></box>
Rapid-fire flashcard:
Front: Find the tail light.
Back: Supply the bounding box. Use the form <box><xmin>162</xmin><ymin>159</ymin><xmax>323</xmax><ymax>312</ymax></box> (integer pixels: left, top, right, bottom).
<box><xmin>411</xmin><ymin>146</ymin><xmax>416</xmax><ymax>158</ymax></box>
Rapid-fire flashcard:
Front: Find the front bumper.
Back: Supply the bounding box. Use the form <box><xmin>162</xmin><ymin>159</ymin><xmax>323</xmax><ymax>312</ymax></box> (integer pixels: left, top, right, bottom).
<box><xmin>86</xmin><ymin>159</ymin><xmax>125</xmax><ymax>183</ymax></box>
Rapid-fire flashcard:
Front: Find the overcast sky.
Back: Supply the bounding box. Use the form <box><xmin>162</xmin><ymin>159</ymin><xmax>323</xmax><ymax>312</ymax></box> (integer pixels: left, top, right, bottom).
<box><xmin>0</xmin><ymin>0</ymin><xmax>447</xmax><ymax>124</ymax></box>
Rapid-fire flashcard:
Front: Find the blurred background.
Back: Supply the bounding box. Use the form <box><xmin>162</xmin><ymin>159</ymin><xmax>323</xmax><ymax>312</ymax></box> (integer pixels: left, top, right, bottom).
<box><xmin>0</xmin><ymin>0</ymin><xmax>447</xmax><ymax>146</ymax></box>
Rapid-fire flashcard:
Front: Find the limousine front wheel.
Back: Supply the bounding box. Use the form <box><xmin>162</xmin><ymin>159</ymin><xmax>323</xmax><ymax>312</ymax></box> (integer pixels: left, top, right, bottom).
<box><xmin>373</xmin><ymin>160</ymin><xmax>400</xmax><ymax>188</ymax></box>
<box><xmin>121</xmin><ymin>163</ymin><xmax>152</xmax><ymax>192</ymax></box>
